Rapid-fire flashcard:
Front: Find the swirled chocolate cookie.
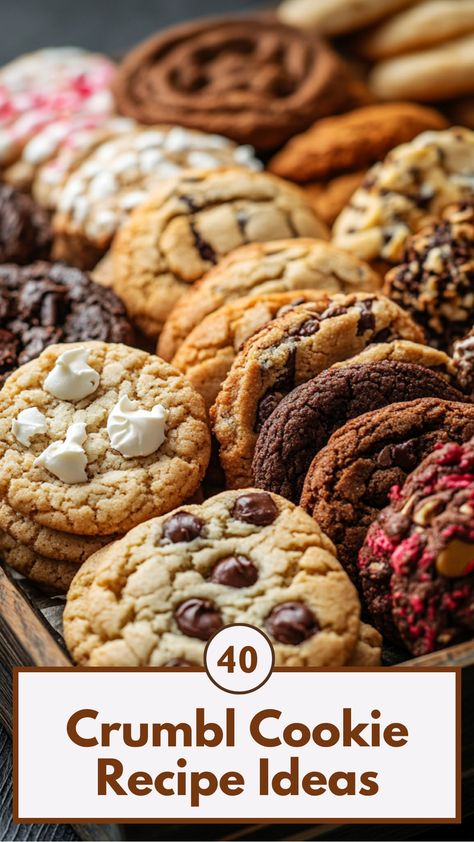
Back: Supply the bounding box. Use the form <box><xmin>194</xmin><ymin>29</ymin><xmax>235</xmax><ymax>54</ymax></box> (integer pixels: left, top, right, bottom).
<box><xmin>63</xmin><ymin>489</ymin><xmax>361</xmax><ymax>667</ymax></box>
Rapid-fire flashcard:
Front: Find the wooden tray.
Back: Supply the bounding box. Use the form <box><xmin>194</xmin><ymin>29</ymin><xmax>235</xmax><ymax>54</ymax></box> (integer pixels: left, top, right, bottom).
<box><xmin>1</xmin><ymin>561</ymin><xmax>474</xmax><ymax>841</ymax></box>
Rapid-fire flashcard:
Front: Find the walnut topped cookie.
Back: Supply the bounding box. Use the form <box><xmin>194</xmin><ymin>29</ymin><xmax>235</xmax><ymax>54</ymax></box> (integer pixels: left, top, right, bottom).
<box><xmin>210</xmin><ymin>293</ymin><xmax>424</xmax><ymax>489</ymax></box>
<box><xmin>158</xmin><ymin>238</ymin><xmax>380</xmax><ymax>361</ymax></box>
<box><xmin>110</xmin><ymin>170</ymin><xmax>328</xmax><ymax>338</ymax></box>
<box><xmin>0</xmin><ymin>342</ymin><xmax>210</xmax><ymax>536</ymax></box>
<box><xmin>333</xmin><ymin>128</ymin><xmax>474</xmax><ymax>265</ymax></box>
<box><xmin>63</xmin><ymin>489</ymin><xmax>361</xmax><ymax>667</ymax></box>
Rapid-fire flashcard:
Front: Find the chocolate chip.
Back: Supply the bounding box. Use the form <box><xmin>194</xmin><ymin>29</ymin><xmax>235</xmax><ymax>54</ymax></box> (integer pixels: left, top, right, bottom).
<box><xmin>356</xmin><ymin>300</ymin><xmax>375</xmax><ymax>334</ymax></box>
<box><xmin>175</xmin><ymin>598</ymin><xmax>223</xmax><ymax>640</ymax></box>
<box><xmin>232</xmin><ymin>492</ymin><xmax>278</xmax><ymax>525</ymax></box>
<box><xmin>210</xmin><ymin>555</ymin><xmax>258</xmax><ymax>587</ymax></box>
<box><xmin>295</xmin><ymin>318</ymin><xmax>320</xmax><ymax>337</ymax></box>
<box><xmin>162</xmin><ymin>512</ymin><xmax>203</xmax><ymax>543</ymax></box>
<box><xmin>164</xmin><ymin>658</ymin><xmax>194</xmax><ymax>667</ymax></box>
<box><xmin>266</xmin><ymin>602</ymin><xmax>319</xmax><ymax>644</ymax></box>
<box><xmin>190</xmin><ymin>222</ymin><xmax>217</xmax><ymax>264</ymax></box>
<box><xmin>377</xmin><ymin>440</ymin><xmax>418</xmax><ymax>471</ymax></box>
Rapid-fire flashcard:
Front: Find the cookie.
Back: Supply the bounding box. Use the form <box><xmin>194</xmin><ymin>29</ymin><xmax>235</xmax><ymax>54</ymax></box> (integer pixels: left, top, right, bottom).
<box><xmin>210</xmin><ymin>293</ymin><xmax>425</xmax><ymax>489</ymax></box>
<box><xmin>52</xmin><ymin>127</ymin><xmax>262</xmax><ymax>269</ymax></box>
<box><xmin>304</xmin><ymin>172</ymin><xmax>366</xmax><ymax>228</ymax></box>
<box><xmin>158</xmin><ymin>239</ymin><xmax>380</xmax><ymax>362</ymax></box>
<box><xmin>346</xmin><ymin>622</ymin><xmax>382</xmax><ymax>666</ymax></box>
<box><xmin>63</xmin><ymin>489</ymin><xmax>361</xmax><ymax>667</ymax></box>
<box><xmin>357</xmin><ymin>0</ymin><xmax>474</xmax><ymax>60</ymax></box>
<box><xmin>113</xmin><ymin>17</ymin><xmax>349</xmax><ymax>151</ymax></box>
<box><xmin>0</xmin><ymin>184</ymin><xmax>51</xmax><ymax>264</ymax></box>
<box><xmin>333</xmin><ymin>128</ymin><xmax>474</xmax><ymax>265</ymax></box>
<box><xmin>453</xmin><ymin>327</ymin><xmax>474</xmax><ymax>398</ymax></box>
<box><xmin>253</xmin><ymin>361</ymin><xmax>466</xmax><ymax>505</ymax></box>
<box><xmin>278</xmin><ymin>0</ymin><xmax>413</xmax><ymax>36</ymax></box>
<box><xmin>110</xmin><ymin>170</ymin><xmax>328</xmax><ymax>339</ymax></box>
<box><xmin>0</xmin><ymin>262</ymin><xmax>134</xmax><ymax>386</ymax></box>
<box><xmin>359</xmin><ymin>439</ymin><xmax>474</xmax><ymax>655</ymax></box>
<box><xmin>369</xmin><ymin>34</ymin><xmax>474</xmax><ymax>101</ymax></box>
<box><xmin>0</xmin><ymin>341</ymin><xmax>210</xmax><ymax>536</ymax></box>
<box><xmin>0</xmin><ymin>48</ymin><xmax>115</xmax><ymax>171</ymax></box>
<box><xmin>384</xmin><ymin>202</ymin><xmax>474</xmax><ymax>350</ymax></box>
<box><xmin>269</xmin><ymin>103</ymin><xmax>448</xmax><ymax>183</ymax></box>
<box><xmin>0</xmin><ymin>532</ymin><xmax>79</xmax><ymax>593</ymax></box>
<box><xmin>330</xmin><ymin>339</ymin><xmax>457</xmax><ymax>381</ymax></box>
<box><xmin>301</xmin><ymin>399</ymin><xmax>474</xmax><ymax>585</ymax></box>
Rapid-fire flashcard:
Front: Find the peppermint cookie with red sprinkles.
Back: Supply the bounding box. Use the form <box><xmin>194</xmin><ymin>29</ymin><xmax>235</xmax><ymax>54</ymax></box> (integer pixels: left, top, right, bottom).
<box><xmin>359</xmin><ymin>438</ymin><xmax>474</xmax><ymax>655</ymax></box>
<box><xmin>63</xmin><ymin>489</ymin><xmax>361</xmax><ymax>667</ymax></box>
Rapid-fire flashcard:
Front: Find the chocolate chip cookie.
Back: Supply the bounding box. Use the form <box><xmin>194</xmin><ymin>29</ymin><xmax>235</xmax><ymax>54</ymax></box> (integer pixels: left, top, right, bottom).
<box><xmin>301</xmin><ymin>399</ymin><xmax>474</xmax><ymax>585</ymax></box>
<box><xmin>63</xmin><ymin>489</ymin><xmax>361</xmax><ymax>667</ymax></box>
<box><xmin>0</xmin><ymin>341</ymin><xmax>210</xmax><ymax>536</ymax></box>
<box><xmin>110</xmin><ymin>170</ymin><xmax>328</xmax><ymax>339</ymax></box>
<box><xmin>253</xmin><ymin>361</ymin><xmax>466</xmax><ymax>504</ymax></box>
<box><xmin>0</xmin><ymin>184</ymin><xmax>52</xmax><ymax>264</ymax></box>
<box><xmin>359</xmin><ymin>438</ymin><xmax>474</xmax><ymax>655</ymax></box>
<box><xmin>158</xmin><ymin>239</ymin><xmax>380</xmax><ymax>362</ymax></box>
<box><xmin>384</xmin><ymin>202</ymin><xmax>474</xmax><ymax>349</ymax></box>
<box><xmin>0</xmin><ymin>262</ymin><xmax>134</xmax><ymax>386</ymax></box>
<box><xmin>211</xmin><ymin>293</ymin><xmax>424</xmax><ymax>489</ymax></box>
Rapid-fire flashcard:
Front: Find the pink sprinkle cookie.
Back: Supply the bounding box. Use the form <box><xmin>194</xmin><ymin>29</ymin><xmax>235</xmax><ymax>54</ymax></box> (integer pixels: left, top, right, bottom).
<box><xmin>359</xmin><ymin>439</ymin><xmax>474</xmax><ymax>655</ymax></box>
<box><xmin>0</xmin><ymin>47</ymin><xmax>116</xmax><ymax>180</ymax></box>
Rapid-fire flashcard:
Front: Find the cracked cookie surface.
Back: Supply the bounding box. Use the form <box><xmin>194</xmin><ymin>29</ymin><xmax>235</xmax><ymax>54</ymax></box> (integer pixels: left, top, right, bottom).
<box><xmin>211</xmin><ymin>293</ymin><xmax>424</xmax><ymax>489</ymax></box>
<box><xmin>63</xmin><ymin>489</ymin><xmax>360</xmax><ymax>667</ymax></box>
<box><xmin>0</xmin><ymin>341</ymin><xmax>210</xmax><ymax>536</ymax></box>
<box><xmin>110</xmin><ymin>170</ymin><xmax>328</xmax><ymax>339</ymax></box>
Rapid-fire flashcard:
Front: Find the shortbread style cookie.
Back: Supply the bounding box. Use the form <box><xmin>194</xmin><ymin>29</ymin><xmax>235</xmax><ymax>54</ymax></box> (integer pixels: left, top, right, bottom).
<box><xmin>301</xmin><ymin>399</ymin><xmax>474</xmax><ymax>584</ymax></box>
<box><xmin>113</xmin><ymin>17</ymin><xmax>349</xmax><ymax>150</ymax></box>
<box><xmin>384</xmin><ymin>202</ymin><xmax>474</xmax><ymax>350</ymax></box>
<box><xmin>278</xmin><ymin>0</ymin><xmax>412</xmax><ymax>36</ymax></box>
<box><xmin>369</xmin><ymin>33</ymin><xmax>474</xmax><ymax>101</ymax></box>
<box><xmin>64</xmin><ymin>489</ymin><xmax>361</xmax><ymax>667</ymax></box>
<box><xmin>0</xmin><ymin>262</ymin><xmax>134</xmax><ymax>386</ymax></box>
<box><xmin>0</xmin><ymin>184</ymin><xmax>51</xmax><ymax>264</ymax></box>
<box><xmin>210</xmin><ymin>293</ymin><xmax>424</xmax><ymax>489</ymax></box>
<box><xmin>110</xmin><ymin>171</ymin><xmax>328</xmax><ymax>339</ymax></box>
<box><xmin>358</xmin><ymin>0</ymin><xmax>474</xmax><ymax>60</ymax></box>
<box><xmin>52</xmin><ymin>127</ymin><xmax>262</xmax><ymax>268</ymax></box>
<box><xmin>253</xmin><ymin>361</ymin><xmax>465</xmax><ymax>505</ymax></box>
<box><xmin>333</xmin><ymin>128</ymin><xmax>474</xmax><ymax>264</ymax></box>
<box><xmin>0</xmin><ymin>531</ymin><xmax>80</xmax><ymax>593</ymax></box>
<box><xmin>158</xmin><ymin>239</ymin><xmax>379</xmax><ymax>361</ymax></box>
<box><xmin>304</xmin><ymin>172</ymin><xmax>366</xmax><ymax>228</ymax></box>
<box><xmin>453</xmin><ymin>328</ymin><xmax>474</xmax><ymax>398</ymax></box>
<box><xmin>0</xmin><ymin>48</ymin><xmax>115</xmax><ymax>171</ymax></box>
<box><xmin>0</xmin><ymin>341</ymin><xmax>210</xmax><ymax>535</ymax></box>
<box><xmin>359</xmin><ymin>439</ymin><xmax>474</xmax><ymax>655</ymax></box>
<box><xmin>269</xmin><ymin>103</ymin><xmax>448</xmax><ymax>183</ymax></box>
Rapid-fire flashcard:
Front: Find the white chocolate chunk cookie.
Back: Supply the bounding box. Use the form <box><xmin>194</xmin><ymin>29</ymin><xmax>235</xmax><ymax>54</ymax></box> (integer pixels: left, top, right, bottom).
<box><xmin>63</xmin><ymin>489</ymin><xmax>361</xmax><ymax>667</ymax></box>
<box><xmin>333</xmin><ymin>128</ymin><xmax>474</xmax><ymax>264</ymax></box>
<box><xmin>0</xmin><ymin>341</ymin><xmax>210</xmax><ymax>536</ymax></box>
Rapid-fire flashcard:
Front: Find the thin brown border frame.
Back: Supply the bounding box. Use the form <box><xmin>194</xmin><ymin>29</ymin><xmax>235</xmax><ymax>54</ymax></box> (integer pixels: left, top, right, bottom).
<box><xmin>12</xmin><ymin>665</ymin><xmax>462</xmax><ymax>825</ymax></box>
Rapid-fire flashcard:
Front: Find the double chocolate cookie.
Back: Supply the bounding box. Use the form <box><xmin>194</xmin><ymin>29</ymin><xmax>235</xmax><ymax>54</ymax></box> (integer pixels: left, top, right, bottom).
<box><xmin>359</xmin><ymin>439</ymin><xmax>474</xmax><ymax>655</ymax></box>
<box><xmin>0</xmin><ymin>184</ymin><xmax>52</xmax><ymax>264</ymax></box>
<box><xmin>63</xmin><ymin>489</ymin><xmax>362</xmax><ymax>667</ymax></box>
<box><xmin>253</xmin><ymin>360</ymin><xmax>466</xmax><ymax>504</ymax></box>
<box><xmin>301</xmin><ymin>399</ymin><xmax>474</xmax><ymax>585</ymax></box>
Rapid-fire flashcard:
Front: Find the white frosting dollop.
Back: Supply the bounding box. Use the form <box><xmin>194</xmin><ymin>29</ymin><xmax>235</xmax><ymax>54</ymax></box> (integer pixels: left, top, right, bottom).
<box><xmin>12</xmin><ymin>407</ymin><xmax>47</xmax><ymax>446</ymax></box>
<box><xmin>44</xmin><ymin>347</ymin><xmax>100</xmax><ymax>401</ymax></box>
<box><xmin>34</xmin><ymin>422</ymin><xmax>88</xmax><ymax>484</ymax></box>
<box><xmin>107</xmin><ymin>395</ymin><xmax>167</xmax><ymax>458</ymax></box>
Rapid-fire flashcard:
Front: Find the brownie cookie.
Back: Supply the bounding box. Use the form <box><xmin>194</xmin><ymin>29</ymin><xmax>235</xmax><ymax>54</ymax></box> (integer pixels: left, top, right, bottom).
<box><xmin>210</xmin><ymin>293</ymin><xmax>424</xmax><ymax>489</ymax></box>
<box><xmin>359</xmin><ymin>439</ymin><xmax>474</xmax><ymax>655</ymax></box>
<box><xmin>301</xmin><ymin>399</ymin><xmax>474</xmax><ymax>585</ymax></box>
<box><xmin>269</xmin><ymin>103</ymin><xmax>447</xmax><ymax>183</ymax></box>
<box><xmin>113</xmin><ymin>17</ymin><xmax>349</xmax><ymax>151</ymax></box>
<box><xmin>0</xmin><ymin>531</ymin><xmax>79</xmax><ymax>593</ymax></box>
<box><xmin>0</xmin><ymin>341</ymin><xmax>210</xmax><ymax>535</ymax></box>
<box><xmin>453</xmin><ymin>327</ymin><xmax>474</xmax><ymax>398</ymax></box>
<box><xmin>110</xmin><ymin>170</ymin><xmax>328</xmax><ymax>339</ymax></box>
<box><xmin>158</xmin><ymin>239</ymin><xmax>381</xmax><ymax>362</ymax></box>
<box><xmin>384</xmin><ymin>202</ymin><xmax>474</xmax><ymax>349</ymax></box>
<box><xmin>333</xmin><ymin>128</ymin><xmax>474</xmax><ymax>264</ymax></box>
<box><xmin>253</xmin><ymin>361</ymin><xmax>466</xmax><ymax>504</ymax></box>
<box><xmin>0</xmin><ymin>262</ymin><xmax>134</xmax><ymax>386</ymax></box>
<box><xmin>63</xmin><ymin>489</ymin><xmax>361</xmax><ymax>667</ymax></box>
<box><xmin>277</xmin><ymin>0</ymin><xmax>413</xmax><ymax>36</ymax></box>
<box><xmin>52</xmin><ymin>127</ymin><xmax>262</xmax><ymax>269</ymax></box>
<box><xmin>0</xmin><ymin>184</ymin><xmax>52</xmax><ymax>264</ymax></box>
